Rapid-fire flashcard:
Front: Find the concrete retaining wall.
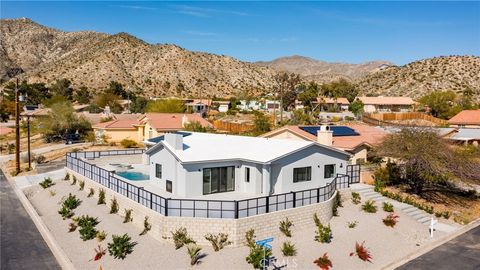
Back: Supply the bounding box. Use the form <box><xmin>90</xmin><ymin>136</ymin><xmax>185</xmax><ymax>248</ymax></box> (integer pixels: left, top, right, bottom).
<box><xmin>67</xmin><ymin>168</ymin><xmax>335</xmax><ymax>247</ymax></box>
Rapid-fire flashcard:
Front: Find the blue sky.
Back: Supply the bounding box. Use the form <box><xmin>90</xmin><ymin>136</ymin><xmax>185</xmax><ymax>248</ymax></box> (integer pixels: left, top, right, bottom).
<box><xmin>1</xmin><ymin>1</ymin><xmax>479</xmax><ymax>65</ymax></box>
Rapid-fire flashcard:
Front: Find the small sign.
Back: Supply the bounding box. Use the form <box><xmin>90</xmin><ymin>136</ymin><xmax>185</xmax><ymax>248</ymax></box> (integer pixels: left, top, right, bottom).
<box><xmin>256</xmin><ymin>237</ymin><xmax>274</xmax><ymax>246</ymax></box>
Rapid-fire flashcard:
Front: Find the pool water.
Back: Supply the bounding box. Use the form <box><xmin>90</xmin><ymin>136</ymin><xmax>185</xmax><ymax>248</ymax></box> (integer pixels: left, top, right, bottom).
<box><xmin>116</xmin><ymin>171</ymin><xmax>149</xmax><ymax>181</ymax></box>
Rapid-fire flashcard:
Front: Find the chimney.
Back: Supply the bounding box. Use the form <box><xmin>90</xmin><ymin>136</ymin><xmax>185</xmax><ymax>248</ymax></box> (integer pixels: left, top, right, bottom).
<box><xmin>181</xmin><ymin>114</ymin><xmax>189</xmax><ymax>127</ymax></box>
<box><xmin>317</xmin><ymin>125</ymin><xmax>333</xmax><ymax>146</ymax></box>
<box><xmin>165</xmin><ymin>133</ymin><xmax>183</xmax><ymax>150</ymax></box>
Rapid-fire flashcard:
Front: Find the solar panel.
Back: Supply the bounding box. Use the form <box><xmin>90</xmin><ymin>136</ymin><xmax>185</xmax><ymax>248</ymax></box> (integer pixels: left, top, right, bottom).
<box><xmin>299</xmin><ymin>126</ymin><xmax>359</xmax><ymax>137</ymax></box>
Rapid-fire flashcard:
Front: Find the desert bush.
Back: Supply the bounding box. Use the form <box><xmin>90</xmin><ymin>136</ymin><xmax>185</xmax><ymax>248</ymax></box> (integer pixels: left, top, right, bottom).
<box><xmin>77</xmin><ymin>215</ymin><xmax>99</xmax><ymax>227</ymax></box>
<box><xmin>332</xmin><ymin>192</ymin><xmax>342</xmax><ymax>216</ymax></box>
<box><xmin>351</xmin><ymin>192</ymin><xmax>361</xmax><ymax>204</ymax></box>
<box><xmin>204</xmin><ymin>233</ymin><xmax>232</xmax><ymax>251</ymax></box>
<box><xmin>58</xmin><ymin>205</ymin><xmax>74</xmax><ymax>219</ymax></box>
<box><xmin>347</xmin><ymin>221</ymin><xmax>358</xmax><ymax>228</ymax></box>
<box><xmin>314</xmin><ymin>213</ymin><xmax>332</xmax><ymax>243</ymax></box>
<box><xmin>78</xmin><ymin>180</ymin><xmax>85</xmax><ymax>190</ymax></box>
<box><xmin>245</xmin><ymin>229</ymin><xmax>256</xmax><ymax>248</ymax></box>
<box><xmin>98</xmin><ymin>188</ymin><xmax>106</xmax><ymax>204</ymax></box>
<box><xmin>71</xmin><ymin>176</ymin><xmax>77</xmax><ymax>185</ymax></box>
<box><xmin>120</xmin><ymin>139</ymin><xmax>138</xmax><ymax>148</ymax></box>
<box><xmin>108</xmin><ymin>234</ymin><xmax>137</xmax><ymax>259</ymax></box>
<box><xmin>246</xmin><ymin>244</ymin><xmax>272</xmax><ymax>269</ymax></box>
<box><xmin>64</xmin><ymin>173</ymin><xmax>70</xmax><ymax>181</ymax></box>
<box><xmin>39</xmin><ymin>177</ymin><xmax>54</xmax><ymax>189</ymax></box>
<box><xmin>383</xmin><ymin>214</ymin><xmax>399</xmax><ymax>227</ymax></box>
<box><xmin>140</xmin><ymin>216</ymin><xmax>152</xmax><ymax>236</ymax></box>
<box><xmin>110</xmin><ymin>197</ymin><xmax>119</xmax><ymax>214</ymax></box>
<box><xmin>93</xmin><ymin>245</ymin><xmax>106</xmax><ymax>261</ymax></box>
<box><xmin>187</xmin><ymin>244</ymin><xmax>203</xmax><ymax>266</ymax></box>
<box><xmin>35</xmin><ymin>154</ymin><xmax>46</xmax><ymax>164</ymax></box>
<box><xmin>281</xmin><ymin>241</ymin><xmax>297</xmax><ymax>256</ymax></box>
<box><xmin>68</xmin><ymin>222</ymin><xmax>77</xmax><ymax>232</ymax></box>
<box><xmin>171</xmin><ymin>227</ymin><xmax>196</xmax><ymax>249</ymax></box>
<box><xmin>49</xmin><ymin>189</ymin><xmax>56</xmax><ymax>197</ymax></box>
<box><xmin>123</xmin><ymin>209</ymin><xmax>133</xmax><ymax>223</ymax></box>
<box><xmin>442</xmin><ymin>211</ymin><xmax>451</xmax><ymax>219</ymax></box>
<box><xmin>383</xmin><ymin>202</ymin><xmax>394</xmax><ymax>212</ymax></box>
<box><xmin>313</xmin><ymin>253</ymin><xmax>332</xmax><ymax>270</ymax></box>
<box><xmin>96</xmin><ymin>230</ymin><xmax>107</xmax><ymax>242</ymax></box>
<box><xmin>62</xmin><ymin>193</ymin><xmax>81</xmax><ymax>209</ymax></box>
<box><xmin>79</xmin><ymin>223</ymin><xmax>97</xmax><ymax>241</ymax></box>
<box><xmin>87</xmin><ymin>188</ymin><xmax>94</xmax><ymax>197</ymax></box>
<box><xmin>350</xmin><ymin>241</ymin><xmax>373</xmax><ymax>262</ymax></box>
<box><xmin>279</xmin><ymin>218</ymin><xmax>293</xmax><ymax>237</ymax></box>
<box><xmin>362</xmin><ymin>200</ymin><xmax>377</xmax><ymax>213</ymax></box>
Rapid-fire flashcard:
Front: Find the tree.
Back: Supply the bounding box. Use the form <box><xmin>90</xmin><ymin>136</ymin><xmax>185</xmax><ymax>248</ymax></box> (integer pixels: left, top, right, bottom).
<box><xmin>106</xmin><ymin>81</ymin><xmax>127</xmax><ymax>98</ymax></box>
<box><xmin>419</xmin><ymin>91</ymin><xmax>460</xmax><ymax>119</ymax></box>
<box><xmin>274</xmin><ymin>72</ymin><xmax>302</xmax><ymax>112</ymax></box>
<box><xmin>50</xmin><ymin>79</ymin><xmax>74</xmax><ymax>100</ymax></box>
<box><xmin>349</xmin><ymin>100</ymin><xmax>364</xmax><ymax>116</ymax></box>
<box><xmin>321</xmin><ymin>79</ymin><xmax>358</xmax><ymax>102</ymax></box>
<box><xmin>253</xmin><ymin>112</ymin><xmax>271</xmax><ymax>135</ymax></box>
<box><xmin>289</xmin><ymin>109</ymin><xmax>315</xmax><ymax>125</ymax></box>
<box><xmin>94</xmin><ymin>92</ymin><xmax>123</xmax><ymax>114</ymax></box>
<box><xmin>130</xmin><ymin>96</ymin><xmax>148</xmax><ymax>113</ymax></box>
<box><xmin>183</xmin><ymin>121</ymin><xmax>212</xmax><ymax>132</ymax></box>
<box><xmin>376</xmin><ymin>128</ymin><xmax>480</xmax><ymax>194</ymax></box>
<box><xmin>146</xmin><ymin>99</ymin><xmax>185</xmax><ymax>113</ymax></box>
<box><xmin>74</xmin><ymin>86</ymin><xmax>92</xmax><ymax>104</ymax></box>
<box><xmin>298</xmin><ymin>81</ymin><xmax>320</xmax><ymax>108</ymax></box>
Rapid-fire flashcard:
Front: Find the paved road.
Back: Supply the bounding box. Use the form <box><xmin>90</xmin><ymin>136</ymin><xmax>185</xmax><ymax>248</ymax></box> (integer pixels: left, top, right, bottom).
<box><xmin>397</xmin><ymin>224</ymin><xmax>480</xmax><ymax>270</ymax></box>
<box><xmin>0</xmin><ymin>169</ymin><xmax>60</xmax><ymax>270</ymax></box>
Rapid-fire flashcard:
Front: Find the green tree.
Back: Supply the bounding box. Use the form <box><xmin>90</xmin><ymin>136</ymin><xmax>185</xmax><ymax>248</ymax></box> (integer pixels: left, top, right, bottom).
<box><xmin>183</xmin><ymin>121</ymin><xmax>213</xmax><ymax>132</ymax></box>
<box><xmin>74</xmin><ymin>86</ymin><xmax>92</xmax><ymax>104</ymax></box>
<box><xmin>274</xmin><ymin>72</ymin><xmax>302</xmax><ymax>111</ymax></box>
<box><xmin>106</xmin><ymin>81</ymin><xmax>127</xmax><ymax>98</ymax></box>
<box><xmin>321</xmin><ymin>79</ymin><xmax>358</xmax><ymax>102</ymax></box>
<box><xmin>289</xmin><ymin>109</ymin><xmax>315</xmax><ymax>125</ymax></box>
<box><xmin>419</xmin><ymin>91</ymin><xmax>460</xmax><ymax>119</ymax></box>
<box><xmin>349</xmin><ymin>100</ymin><xmax>364</xmax><ymax>116</ymax></box>
<box><xmin>50</xmin><ymin>79</ymin><xmax>74</xmax><ymax>100</ymax></box>
<box><xmin>146</xmin><ymin>99</ymin><xmax>185</xmax><ymax>113</ymax></box>
<box><xmin>253</xmin><ymin>112</ymin><xmax>271</xmax><ymax>135</ymax></box>
<box><xmin>94</xmin><ymin>92</ymin><xmax>123</xmax><ymax>114</ymax></box>
<box><xmin>298</xmin><ymin>81</ymin><xmax>320</xmax><ymax>108</ymax></box>
<box><xmin>38</xmin><ymin>101</ymin><xmax>91</xmax><ymax>141</ymax></box>
<box><xmin>130</xmin><ymin>96</ymin><xmax>148</xmax><ymax>113</ymax></box>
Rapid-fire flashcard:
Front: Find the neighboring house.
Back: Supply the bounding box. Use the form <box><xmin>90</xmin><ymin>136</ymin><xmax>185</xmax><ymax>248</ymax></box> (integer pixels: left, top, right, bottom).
<box><xmin>93</xmin><ymin>118</ymin><xmax>140</xmax><ymax>143</ymax></box>
<box><xmin>138</xmin><ymin>113</ymin><xmax>212</xmax><ymax>141</ymax></box>
<box><xmin>294</xmin><ymin>100</ymin><xmax>304</xmax><ymax>110</ymax></box>
<box><xmin>357</xmin><ymin>96</ymin><xmax>415</xmax><ymax>113</ymax></box>
<box><xmin>448</xmin><ymin>110</ymin><xmax>480</xmax><ymax>128</ymax></box>
<box><xmin>216</xmin><ymin>101</ymin><xmax>231</xmax><ymax>113</ymax></box>
<box><xmin>237</xmin><ymin>100</ymin><xmax>262</xmax><ymax>111</ymax></box>
<box><xmin>265</xmin><ymin>100</ymin><xmax>281</xmax><ymax>112</ymax></box>
<box><xmin>185</xmin><ymin>99</ymin><xmax>212</xmax><ymax>115</ymax></box>
<box><xmin>260</xmin><ymin>124</ymin><xmax>387</xmax><ymax>164</ymax></box>
<box><xmin>144</xmin><ymin>132</ymin><xmax>350</xmax><ymax>197</ymax></box>
<box><xmin>445</xmin><ymin>128</ymin><xmax>480</xmax><ymax>146</ymax></box>
<box><xmin>313</xmin><ymin>97</ymin><xmax>350</xmax><ymax>112</ymax></box>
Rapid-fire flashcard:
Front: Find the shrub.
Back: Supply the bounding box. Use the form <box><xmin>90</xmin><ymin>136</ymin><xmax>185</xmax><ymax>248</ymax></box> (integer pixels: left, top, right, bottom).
<box><xmin>442</xmin><ymin>211</ymin><xmax>451</xmax><ymax>219</ymax></box>
<box><xmin>120</xmin><ymin>139</ymin><xmax>138</xmax><ymax>148</ymax></box>
<box><xmin>87</xmin><ymin>188</ymin><xmax>94</xmax><ymax>197</ymax></box>
<box><xmin>123</xmin><ymin>209</ymin><xmax>133</xmax><ymax>223</ymax></box>
<box><xmin>62</xmin><ymin>193</ymin><xmax>81</xmax><ymax>209</ymax></box>
<box><xmin>383</xmin><ymin>214</ymin><xmax>399</xmax><ymax>228</ymax></box>
<box><xmin>68</xmin><ymin>222</ymin><xmax>77</xmax><ymax>232</ymax></box>
<box><xmin>187</xmin><ymin>244</ymin><xmax>203</xmax><ymax>266</ymax></box>
<box><xmin>93</xmin><ymin>245</ymin><xmax>106</xmax><ymax>261</ymax></box>
<box><xmin>245</xmin><ymin>229</ymin><xmax>256</xmax><ymax>249</ymax></box>
<box><xmin>351</xmin><ymin>192</ymin><xmax>361</xmax><ymax>204</ymax></box>
<box><xmin>314</xmin><ymin>214</ymin><xmax>332</xmax><ymax>243</ymax></box>
<box><xmin>64</xmin><ymin>173</ymin><xmax>70</xmax><ymax>181</ymax></box>
<box><xmin>171</xmin><ymin>227</ymin><xmax>196</xmax><ymax>249</ymax></box>
<box><xmin>140</xmin><ymin>216</ymin><xmax>152</xmax><ymax>236</ymax></box>
<box><xmin>281</xmin><ymin>241</ymin><xmax>297</xmax><ymax>256</ymax></box>
<box><xmin>347</xmin><ymin>221</ymin><xmax>358</xmax><ymax>228</ymax></box>
<box><xmin>383</xmin><ymin>202</ymin><xmax>394</xmax><ymax>212</ymax></box>
<box><xmin>35</xmin><ymin>154</ymin><xmax>46</xmax><ymax>164</ymax></box>
<box><xmin>78</xmin><ymin>180</ymin><xmax>85</xmax><ymax>190</ymax></box>
<box><xmin>110</xmin><ymin>198</ymin><xmax>119</xmax><ymax>214</ymax></box>
<box><xmin>246</xmin><ymin>244</ymin><xmax>272</xmax><ymax>269</ymax></box>
<box><xmin>108</xmin><ymin>234</ymin><xmax>137</xmax><ymax>259</ymax></box>
<box><xmin>350</xmin><ymin>241</ymin><xmax>373</xmax><ymax>262</ymax></box>
<box><xmin>96</xmin><ymin>231</ymin><xmax>107</xmax><ymax>242</ymax></box>
<box><xmin>98</xmin><ymin>189</ymin><xmax>106</xmax><ymax>204</ymax></box>
<box><xmin>205</xmin><ymin>233</ymin><xmax>232</xmax><ymax>252</ymax></box>
<box><xmin>71</xmin><ymin>176</ymin><xmax>77</xmax><ymax>185</ymax></box>
<box><xmin>39</xmin><ymin>177</ymin><xmax>54</xmax><ymax>189</ymax></box>
<box><xmin>362</xmin><ymin>200</ymin><xmax>377</xmax><ymax>213</ymax></box>
<box><xmin>49</xmin><ymin>189</ymin><xmax>56</xmax><ymax>197</ymax></box>
<box><xmin>279</xmin><ymin>218</ymin><xmax>293</xmax><ymax>237</ymax></box>
<box><xmin>332</xmin><ymin>192</ymin><xmax>342</xmax><ymax>216</ymax></box>
<box><xmin>77</xmin><ymin>215</ymin><xmax>100</xmax><ymax>228</ymax></box>
<box><xmin>58</xmin><ymin>205</ymin><xmax>74</xmax><ymax>219</ymax></box>
<box><xmin>313</xmin><ymin>253</ymin><xmax>332</xmax><ymax>270</ymax></box>
<box><xmin>435</xmin><ymin>212</ymin><xmax>442</xmax><ymax>218</ymax></box>
<box><xmin>79</xmin><ymin>223</ymin><xmax>97</xmax><ymax>241</ymax></box>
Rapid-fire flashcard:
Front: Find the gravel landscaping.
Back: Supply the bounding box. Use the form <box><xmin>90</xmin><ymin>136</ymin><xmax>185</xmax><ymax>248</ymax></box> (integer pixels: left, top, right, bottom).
<box><xmin>26</xmin><ymin>177</ymin><xmax>447</xmax><ymax>269</ymax></box>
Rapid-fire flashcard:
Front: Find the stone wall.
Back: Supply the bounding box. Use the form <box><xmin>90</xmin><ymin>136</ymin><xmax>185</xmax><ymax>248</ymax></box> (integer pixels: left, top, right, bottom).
<box><xmin>66</xmin><ymin>168</ymin><xmax>335</xmax><ymax>247</ymax></box>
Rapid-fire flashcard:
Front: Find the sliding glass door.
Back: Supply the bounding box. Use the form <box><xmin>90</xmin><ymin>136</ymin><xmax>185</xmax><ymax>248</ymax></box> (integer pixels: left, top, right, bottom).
<box><xmin>203</xmin><ymin>166</ymin><xmax>235</xmax><ymax>195</ymax></box>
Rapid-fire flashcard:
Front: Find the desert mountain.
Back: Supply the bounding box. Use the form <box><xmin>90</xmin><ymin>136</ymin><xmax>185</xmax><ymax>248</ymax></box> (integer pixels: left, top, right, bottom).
<box><xmin>356</xmin><ymin>56</ymin><xmax>480</xmax><ymax>100</ymax></box>
<box><xmin>256</xmin><ymin>55</ymin><xmax>393</xmax><ymax>83</ymax></box>
<box><xmin>0</xmin><ymin>18</ymin><xmax>276</xmax><ymax>97</ymax></box>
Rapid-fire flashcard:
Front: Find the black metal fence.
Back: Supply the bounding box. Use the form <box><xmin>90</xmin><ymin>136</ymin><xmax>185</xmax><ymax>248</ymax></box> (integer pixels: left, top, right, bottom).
<box><xmin>66</xmin><ymin>150</ymin><xmax>353</xmax><ymax>219</ymax></box>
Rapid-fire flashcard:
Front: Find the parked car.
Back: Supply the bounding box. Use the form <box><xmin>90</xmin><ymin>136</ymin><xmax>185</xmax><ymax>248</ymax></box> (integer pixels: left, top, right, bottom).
<box><xmin>63</xmin><ymin>133</ymin><xmax>82</xmax><ymax>144</ymax></box>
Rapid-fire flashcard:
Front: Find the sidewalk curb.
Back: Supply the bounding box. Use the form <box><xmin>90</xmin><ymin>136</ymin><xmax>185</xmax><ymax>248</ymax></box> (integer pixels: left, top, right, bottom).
<box><xmin>1</xmin><ymin>166</ymin><xmax>76</xmax><ymax>270</ymax></box>
<box><xmin>382</xmin><ymin>218</ymin><xmax>480</xmax><ymax>269</ymax></box>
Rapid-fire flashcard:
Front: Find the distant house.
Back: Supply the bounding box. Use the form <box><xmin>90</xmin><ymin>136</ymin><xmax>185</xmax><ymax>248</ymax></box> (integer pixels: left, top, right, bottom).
<box><xmin>265</xmin><ymin>100</ymin><xmax>281</xmax><ymax>112</ymax></box>
<box><xmin>356</xmin><ymin>96</ymin><xmax>415</xmax><ymax>113</ymax></box>
<box><xmin>185</xmin><ymin>99</ymin><xmax>212</xmax><ymax>115</ymax></box>
<box><xmin>237</xmin><ymin>100</ymin><xmax>262</xmax><ymax>111</ymax></box>
<box><xmin>261</xmin><ymin>124</ymin><xmax>387</xmax><ymax>164</ymax></box>
<box><xmin>448</xmin><ymin>110</ymin><xmax>480</xmax><ymax>128</ymax></box>
<box><xmin>145</xmin><ymin>132</ymin><xmax>351</xmax><ymax>197</ymax></box>
<box><xmin>313</xmin><ymin>97</ymin><xmax>350</xmax><ymax>112</ymax></box>
<box><xmin>216</xmin><ymin>101</ymin><xmax>231</xmax><ymax>113</ymax></box>
<box><xmin>93</xmin><ymin>113</ymin><xmax>212</xmax><ymax>143</ymax></box>
<box><xmin>446</xmin><ymin>128</ymin><xmax>480</xmax><ymax>146</ymax></box>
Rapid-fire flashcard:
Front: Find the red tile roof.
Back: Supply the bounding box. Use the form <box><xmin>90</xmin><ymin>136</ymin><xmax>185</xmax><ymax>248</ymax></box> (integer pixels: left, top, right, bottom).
<box><xmin>357</xmin><ymin>96</ymin><xmax>415</xmax><ymax>105</ymax></box>
<box><xmin>0</xmin><ymin>127</ymin><xmax>14</xmax><ymax>136</ymax></box>
<box><xmin>448</xmin><ymin>110</ymin><xmax>480</xmax><ymax>125</ymax></box>
<box><xmin>93</xmin><ymin>119</ymin><xmax>139</xmax><ymax>129</ymax></box>
<box><xmin>140</xmin><ymin>113</ymin><xmax>212</xmax><ymax>131</ymax></box>
<box><xmin>315</xmin><ymin>97</ymin><xmax>350</xmax><ymax>105</ymax></box>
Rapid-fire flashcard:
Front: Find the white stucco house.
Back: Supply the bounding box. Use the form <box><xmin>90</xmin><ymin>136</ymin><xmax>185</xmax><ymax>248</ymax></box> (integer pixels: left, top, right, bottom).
<box><xmin>144</xmin><ymin>132</ymin><xmax>351</xmax><ymax>198</ymax></box>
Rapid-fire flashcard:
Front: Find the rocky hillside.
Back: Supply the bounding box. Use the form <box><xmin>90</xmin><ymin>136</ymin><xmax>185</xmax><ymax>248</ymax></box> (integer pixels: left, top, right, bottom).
<box><xmin>256</xmin><ymin>55</ymin><xmax>393</xmax><ymax>83</ymax></box>
<box><xmin>0</xmin><ymin>18</ymin><xmax>276</xmax><ymax>97</ymax></box>
<box><xmin>357</xmin><ymin>56</ymin><xmax>480</xmax><ymax>100</ymax></box>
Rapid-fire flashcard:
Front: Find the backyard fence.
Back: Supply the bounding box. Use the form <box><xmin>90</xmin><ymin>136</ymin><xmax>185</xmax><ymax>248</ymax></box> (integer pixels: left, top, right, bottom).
<box><xmin>66</xmin><ymin>150</ymin><xmax>357</xmax><ymax>219</ymax></box>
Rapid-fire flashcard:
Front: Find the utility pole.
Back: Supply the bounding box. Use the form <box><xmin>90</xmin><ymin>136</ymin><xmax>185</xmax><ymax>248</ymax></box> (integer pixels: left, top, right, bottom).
<box><xmin>15</xmin><ymin>78</ymin><xmax>20</xmax><ymax>174</ymax></box>
<box><xmin>27</xmin><ymin>114</ymin><xmax>31</xmax><ymax>170</ymax></box>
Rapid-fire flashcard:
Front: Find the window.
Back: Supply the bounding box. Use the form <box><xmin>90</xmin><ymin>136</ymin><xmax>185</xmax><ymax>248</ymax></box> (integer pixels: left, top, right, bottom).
<box><xmin>245</xmin><ymin>167</ymin><xmax>250</xmax><ymax>182</ymax></box>
<box><xmin>166</xmin><ymin>180</ymin><xmax>172</xmax><ymax>193</ymax></box>
<box><xmin>324</xmin><ymin>164</ymin><xmax>336</xmax><ymax>178</ymax></box>
<box><xmin>155</xmin><ymin>164</ymin><xmax>162</xmax><ymax>179</ymax></box>
<box><xmin>293</xmin><ymin>167</ymin><xmax>311</xmax><ymax>183</ymax></box>
<box><xmin>203</xmin><ymin>166</ymin><xmax>235</xmax><ymax>195</ymax></box>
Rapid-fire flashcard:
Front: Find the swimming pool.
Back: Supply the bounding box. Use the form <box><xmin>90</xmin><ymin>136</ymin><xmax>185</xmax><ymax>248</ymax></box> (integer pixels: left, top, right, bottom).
<box><xmin>116</xmin><ymin>171</ymin><xmax>149</xmax><ymax>181</ymax></box>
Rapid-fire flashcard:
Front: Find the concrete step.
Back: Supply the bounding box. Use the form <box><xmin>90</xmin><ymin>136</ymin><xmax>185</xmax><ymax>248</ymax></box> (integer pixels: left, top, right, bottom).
<box><xmin>361</xmin><ymin>190</ymin><xmax>378</xmax><ymax>196</ymax></box>
<box><xmin>411</xmin><ymin>212</ymin><xmax>429</xmax><ymax>220</ymax></box>
<box><xmin>365</xmin><ymin>194</ymin><xmax>384</xmax><ymax>200</ymax></box>
<box><xmin>403</xmin><ymin>207</ymin><xmax>419</xmax><ymax>213</ymax></box>
<box><xmin>418</xmin><ymin>216</ymin><xmax>432</xmax><ymax>224</ymax></box>
<box><xmin>396</xmin><ymin>204</ymin><xmax>412</xmax><ymax>210</ymax></box>
<box><xmin>374</xmin><ymin>197</ymin><xmax>388</xmax><ymax>203</ymax></box>
<box><xmin>406</xmin><ymin>209</ymin><xmax>424</xmax><ymax>216</ymax></box>
<box><xmin>351</xmin><ymin>185</ymin><xmax>375</xmax><ymax>192</ymax></box>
